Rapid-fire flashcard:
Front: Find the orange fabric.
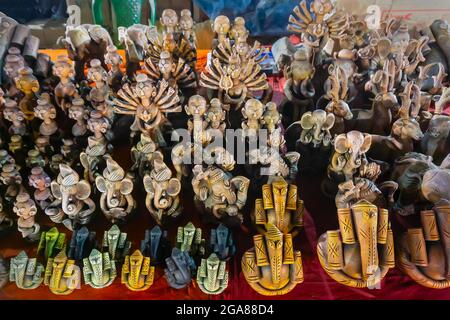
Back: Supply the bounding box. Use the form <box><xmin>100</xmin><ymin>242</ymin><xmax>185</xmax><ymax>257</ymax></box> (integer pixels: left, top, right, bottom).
<box><xmin>38</xmin><ymin>49</ymin><xmax>210</xmax><ymax>72</ymax></box>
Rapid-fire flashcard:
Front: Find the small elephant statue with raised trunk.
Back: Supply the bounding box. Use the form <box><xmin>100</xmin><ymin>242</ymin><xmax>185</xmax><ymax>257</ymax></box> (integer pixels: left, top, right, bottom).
<box><xmin>242</xmin><ymin>223</ymin><xmax>304</xmax><ymax>296</ymax></box>
<box><xmin>68</xmin><ymin>227</ymin><xmax>97</xmax><ymax>262</ymax></box>
<box><xmin>9</xmin><ymin>251</ymin><xmax>44</xmax><ymax>290</ymax></box>
<box><xmin>317</xmin><ymin>200</ymin><xmax>395</xmax><ymax>288</ymax></box>
<box><xmin>121</xmin><ymin>250</ymin><xmax>155</xmax><ymax>291</ymax></box>
<box><xmin>197</xmin><ymin>253</ymin><xmax>228</xmax><ymax>295</ymax></box>
<box><xmin>192</xmin><ymin>165</ymin><xmax>250</xmax><ymax>226</ymax></box>
<box><xmin>144</xmin><ymin>157</ymin><xmax>181</xmax><ymax>226</ymax></box>
<box><xmin>140</xmin><ymin>226</ymin><xmax>171</xmax><ymax>265</ymax></box>
<box><xmin>46</xmin><ymin>164</ymin><xmax>96</xmax><ymax>231</ymax></box>
<box><xmin>102</xmin><ymin>224</ymin><xmax>131</xmax><ymax>262</ymax></box>
<box><xmin>177</xmin><ymin>222</ymin><xmax>205</xmax><ymax>258</ymax></box>
<box><xmin>37</xmin><ymin>227</ymin><xmax>66</xmax><ymax>262</ymax></box>
<box><xmin>83</xmin><ymin>249</ymin><xmax>116</xmax><ymax>289</ymax></box>
<box><xmin>397</xmin><ymin>205</ymin><xmax>450</xmax><ymax>289</ymax></box>
<box><xmin>210</xmin><ymin>224</ymin><xmax>236</xmax><ymax>261</ymax></box>
<box><xmin>252</xmin><ymin>176</ymin><xmax>304</xmax><ymax>236</ymax></box>
<box><xmin>44</xmin><ymin>250</ymin><xmax>81</xmax><ymax>295</ymax></box>
<box><xmin>95</xmin><ymin>158</ymin><xmax>135</xmax><ymax>223</ymax></box>
<box><xmin>164</xmin><ymin>247</ymin><xmax>196</xmax><ymax>289</ymax></box>
<box><xmin>290</xmin><ymin>109</ymin><xmax>335</xmax><ymax>149</ymax></box>
<box><xmin>14</xmin><ymin>192</ymin><xmax>40</xmax><ymax>242</ymax></box>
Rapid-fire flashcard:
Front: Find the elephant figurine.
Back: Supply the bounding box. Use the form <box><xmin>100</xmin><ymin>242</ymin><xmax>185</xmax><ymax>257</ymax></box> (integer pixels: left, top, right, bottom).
<box><xmin>61</xmin><ymin>24</ymin><xmax>113</xmax><ymax>81</ymax></box>
<box><xmin>252</xmin><ymin>176</ymin><xmax>304</xmax><ymax>236</ymax></box>
<box><xmin>210</xmin><ymin>224</ymin><xmax>236</xmax><ymax>261</ymax></box>
<box><xmin>392</xmin><ymin>153</ymin><xmax>450</xmax><ymax>216</ymax></box>
<box><xmin>286</xmin><ymin>109</ymin><xmax>334</xmax><ymax>173</ymax></box>
<box><xmin>140</xmin><ymin>225</ymin><xmax>171</xmax><ymax>265</ymax></box>
<box><xmin>121</xmin><ymin>250</ymin><xmax>155</xmax><ymax>291</ymax></box>
<box><xmin>95</xmin><ymin>158</ymin><xmax>135</xmax><ymax>223</ymax></box>
<box><xmin>397</xmin><ymin>205</ymin><xmax>450</xmax><ymax>288</ymax></box>
<box><xmin>164</xmin><ymin>247</ymin><xmax>196</xmax><ymax>289</ymax></box>
<box><xmin>143</xmin><ymin>157</ymin><xmax>182</xmax><ymax>226</ymax></box>
<box><xmin>323</xmin><ymin>131</ymin><xmax>372</xmax><ymax>198</ymax></box>
<box><xmin>192</xmin><ymin>165</ymin><xmax>250</xmax><ymax>226</ymax></box>
<box><xmin>9</xmin><ymin>251</ymin><xmax>44</xmax><ymax>290</ymax></box>
<box><xmin>197</xmin><ymin>253</ymin><xmax>228</xmax><ymax>295</ymax></box>
<box><xmin>44</xmin><ymin>250</ymin><xmax>81</xmax><ymax>295</ymax></box>
<box><xmin>83</xmin><ymin>249</ymin><xmax>116</xmax><ymax>289</ymax></box>
<box><xmin>317</xmin><ymin>200</ymin><xmax>395</xmax><ymax>288</ymax></box>
<box><xmin>45</xmin><ymin>164</ymin><xmax>96</xmax><ymax>231</ymax></box>
<box><xmin>37</xmin><ymin>227</ymin><xmax>66</xmax><ymax>262</ymax></box>
<box><xmin>335</xmin><ymin>178</ymin><xmax>398</xmax><ymax>210</ymax></box>
<box><xmin>242</xmin><ymin>223</ymin><xmax>304</xmax><ymax>296</ymax></box>
<box><xmin>421</xmin><ymin>114</ymin><xmax>449</xmax><ymax>165</ymax></box>
<box><xmin>102</xmin><ymin>224</ymin><xmax>131</xmax><ymax>262</ymax></box>
<box><xmin>68</xmin><ymin>227</ymin><xmax>97</xmax><ymax>262</ymax></box>
<box><xmin>177</xmin><ymin>222</ymin><xmax>205</xmax><ymax>258</ymax></box>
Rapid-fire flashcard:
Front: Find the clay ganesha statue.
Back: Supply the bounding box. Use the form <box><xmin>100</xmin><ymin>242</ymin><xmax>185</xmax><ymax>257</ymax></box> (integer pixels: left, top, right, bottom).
<box><xmin>46</xmin><ymin>164</ymin><xmax>96</xmax><ymax>230</ymax></box>
<box><xmin>317</xmin><ymin>200</ymin><xmax>395</xmax><ymax>288</ymax></box>
<box><xmin>397</xmin><ymin>205</ymin><xmax>450</xmax><ymax>289</ymax></box>
<box><xmin>144</xmin><ymin>157</ymin><xmax>182</xmax><ymax>226</ymax></box>
<box><xmin>95</xmin><ymin>158</ymin><xmax>135</xmax><ymax>223</ymax></box>
<box><xmin>242</xmin><ymin>223</ymin><xmax>304</xmax><ymax>296</ymax></box>
<box><xmin>192</xmin><ymin>164</ymin><xmax>250</xmax><ymax>226</ymax></box>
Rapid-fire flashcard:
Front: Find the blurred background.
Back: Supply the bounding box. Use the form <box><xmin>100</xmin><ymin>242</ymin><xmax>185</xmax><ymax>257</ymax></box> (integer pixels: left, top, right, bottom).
<box><xmin>0</xmin><ymin>0</ymin><xmax>449</xmax><ymax>49</ymax></box>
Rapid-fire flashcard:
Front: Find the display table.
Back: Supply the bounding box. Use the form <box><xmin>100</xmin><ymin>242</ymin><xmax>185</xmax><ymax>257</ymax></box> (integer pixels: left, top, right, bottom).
<box><xmin>0</xmin><ymin>51</ymin><xmax>449</xmax><ymax>300</ymax></box>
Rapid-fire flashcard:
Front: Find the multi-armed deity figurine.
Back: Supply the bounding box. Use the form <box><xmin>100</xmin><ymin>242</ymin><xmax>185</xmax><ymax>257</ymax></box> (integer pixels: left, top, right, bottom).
<box><xmin>14</xmin><ymin>192</ymin><xmax>40</xmax><ymax>242</ymax></box>
<box><xmin>144</xmin><ymin>156</ymin><xmax>181</xmax><ymax>226</ymax></box>
<box><xmin>121</xmin><ymin>250</ymin><xmax>155</xmax><ymax>291</ymax></box>
<box><xmin>45</xmin><ymin>164</ymin><xmax>95</xmax><ymax>230</ymax></box>
<box><xmin>44</xmin><ymin>250</ymin><xmax>81</xmax><ymax>295</ymax></box>
<box><xmin>9</xmin><ymin>251</ymin><xmax>44</xmax><ymax>290</ymax></box>
<box><xmin>95</xmin><ymin>157</ymin><xmax>135</xmax><ymax>223</ymax></box>
<box><xmin>113</xmin><ymin>74</ymin><xmax>181</xmax><ymax>144</ymax></box>
<box><xmin>83</xmin><ymin>249</ymin><xmax>117</xmax><ymax>289</ymax></box>
<box><xmin>242</xmin><ymin>223</ymin><xmax>304</xmax><ymax>296</ymax></box>
<box><xmin>317</xmin><ymin>200</ymin><xmax>395</xmax><ymax>288</ymax></box>
<box><xmin>197</xmin><ymin>253</ymin><xmax>229</xmax><ymax>295</ymax></box>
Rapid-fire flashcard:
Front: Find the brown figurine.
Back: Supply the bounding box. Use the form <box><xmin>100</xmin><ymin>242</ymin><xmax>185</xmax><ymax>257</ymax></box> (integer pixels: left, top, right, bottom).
<box><xmin>34</xmin><ymin>93</ymin><xmax>58</xmax><ymax>137</ymax></box>
<box><xmin>104</xmin><ymin>45</ymin><xmax>123</xmax><ymax>92</ymax></box>
<box><xmin>3</xmin><ymin>99</ymin><xmax>26</xmax><ymax>136</ymax></box>
<box><xmin>242</xmin><ymin>223</ymin><xmax>304</xmax><ymax>296</ymax></box>
<box><xmin>14</xmin><ymin>66</ymin><xmax>39</xmax><ymax>120</ymax></box>
<box><xmin>68</xmin><ymin>97</ymin><xmax>89</xmax><ymax>137</ymax></box>
<box><xmin>95</xmin><ymin>158</ymin><xmax>135</xmax><ymax>223</ymax></box>
<box><xmin>317</xmin><ymin>200</ymin><xmax>395</xmax><ymax>288</ymax></box>
<box><xmin>52</xmin><ymin>55</ymin><xmax>76</xmax><ymax>113</ymax></box>
<box><xmin>14</xmin><ymin>192</ymin><xmax>40</xmax><ymax>242</ymax></box>
<box><xmin>28</xmin><ymin>166</ymin><xmax>53</xmax><ymax>210</ymax></box>
<box><xmin>397</xmin><ymin>205</ymin><xmax>450</xmax><ymax>288</ymax></box>
<box><xmin>87</xmin><ymin>59</ymin><xmax>110</xmax><ymax>107</ymax></box>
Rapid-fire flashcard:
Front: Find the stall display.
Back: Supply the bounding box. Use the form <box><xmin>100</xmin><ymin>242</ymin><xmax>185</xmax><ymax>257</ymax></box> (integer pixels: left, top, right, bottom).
<box><xmin>0</xmin><ymin>0</ymin><xmax>450</xmax><ymax>300</ymax></box>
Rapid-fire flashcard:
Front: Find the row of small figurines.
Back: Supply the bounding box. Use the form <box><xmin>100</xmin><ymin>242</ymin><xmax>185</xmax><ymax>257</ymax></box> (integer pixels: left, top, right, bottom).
<box><xmin>7</xmin><ymin>221</ymin><xmax>233</xmax><ymax>294</ymax></box>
